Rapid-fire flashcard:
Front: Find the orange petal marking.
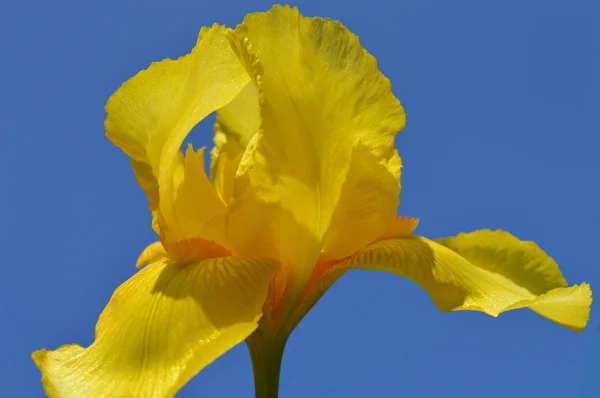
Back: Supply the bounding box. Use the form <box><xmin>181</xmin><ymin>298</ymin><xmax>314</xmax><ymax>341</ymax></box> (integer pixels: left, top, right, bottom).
<box><xmin>165</xmin><ymin>237</ymin><xmax>231</xmax><ymax>264</ymax></box>
<box><xmin>378</xmin><ymin>216</ymin><xmax>419</xmax><ymax>240</ymax></box>
<box><xmin>299</xmin><ymin>257</ymin><xmax>347</xmax><ymax>303</ymax></box>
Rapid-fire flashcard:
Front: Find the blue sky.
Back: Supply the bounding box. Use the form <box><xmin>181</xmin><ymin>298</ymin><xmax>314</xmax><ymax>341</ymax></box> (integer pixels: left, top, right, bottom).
<box><xmin>2</xmin><ymin>0</ymin><xmax>599</xmax><ymax>397</ymax></box>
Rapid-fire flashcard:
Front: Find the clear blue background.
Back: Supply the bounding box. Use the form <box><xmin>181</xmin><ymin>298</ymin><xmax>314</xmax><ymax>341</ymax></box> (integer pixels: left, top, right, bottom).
<box><xmin>2</xmin><ymin>0</ymin><xmax>599</xmax><ymax>397</ymax></box>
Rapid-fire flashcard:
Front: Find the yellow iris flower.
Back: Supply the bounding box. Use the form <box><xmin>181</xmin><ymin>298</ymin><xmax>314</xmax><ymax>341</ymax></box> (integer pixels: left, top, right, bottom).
<box><xmin>32</xmin><ymin>5</ymin><xmax>592</xmax><ymax>398</ymax></box>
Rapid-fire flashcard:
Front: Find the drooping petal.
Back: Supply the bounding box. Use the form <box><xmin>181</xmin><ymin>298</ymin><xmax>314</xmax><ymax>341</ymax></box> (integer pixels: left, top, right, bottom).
<box><xmin>32</xmin><ymin>256</ymin><xmax>277</xmax><ymax>397</ymax></box>
<box><xmin>434</xmin><ymin>230</ymin><xmax>568</xmax><ymax>295</ymax></box>
<box><xmin>210</xmin><ymin>83</ymin><xmax>260</xmax><ymax>203</ymax></box>
<box><xmin>340</xmin><ymin>231</ymin><xmax>591</xmax><ymax>331</ymax></box>
<box><xmin>105</xmin><ymin>25</ymin><xmax>251</xmax><ymax>243</ymax></box>
<box><xmin>226</xmin><ymin>6</ymin><xmax>406</xmax><ymax>279</ymax></box>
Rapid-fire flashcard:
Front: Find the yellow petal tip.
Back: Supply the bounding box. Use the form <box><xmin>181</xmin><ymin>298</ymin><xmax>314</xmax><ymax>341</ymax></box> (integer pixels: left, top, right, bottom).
<box><xmin>31</xmin><ymin>349</ymin><xmax>46</xmax><ymax>368</ymax></box>
<box><xmin>136</xmin><ymin>241</ymin><xmax>165</xmax><ymax>268</ymax></box>
<box><xmin>529</xmin><ymin>282</ymin><xmax>592</xmax><ymax>332</ymax></box>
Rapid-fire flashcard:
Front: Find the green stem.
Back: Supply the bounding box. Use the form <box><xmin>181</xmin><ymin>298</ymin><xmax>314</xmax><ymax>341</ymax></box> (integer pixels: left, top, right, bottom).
<box><xmin>246</xmin><ymin>330</ymin><xmax>287</xmax><ymax>398</ymax></box>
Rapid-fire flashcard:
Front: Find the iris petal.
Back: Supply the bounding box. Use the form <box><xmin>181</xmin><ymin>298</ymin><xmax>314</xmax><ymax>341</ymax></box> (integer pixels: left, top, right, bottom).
<box><xmin>105</xmin><ymin>25</ymin><xmax>251</xmax><ymax>244</ymax></box>
<box><xmin>347</xmin><ymin>231</ymin><xmax>591</xmax><ymax>331</ymax></box>
<box><xmin>33</xmin><ymin>256</ymin><xmax>277</xmax><ymax>397</ymax></box>
<box><xmin>290</xmin><ymin>229</ymin><xmax>591</xmax><ymax>333</ymax></box>
<box><xmin>226</xmin><ymin>6</ymin><xmax>406</xmax><ymax>284</ymax></box>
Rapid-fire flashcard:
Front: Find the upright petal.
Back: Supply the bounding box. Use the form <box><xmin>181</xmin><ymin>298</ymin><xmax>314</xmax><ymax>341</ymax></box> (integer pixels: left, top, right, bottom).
<box><xmin>226</xmin><ymin>6</ymin><xmax>406</xmax><ymax>282</ymax></box>
<box><xmin>164</xmin><ymin>145</ymin><xmax>230</xmax><ymax>247</ymax></box>
<box><xmin>105</xmin><ymin>25</ymin><xmax>251</xmax><ymax>243</ymax></box>
<box><xmin>33</xmin><ymin>256</ymin><xmax>277</xmax><ymax>397</ymax></box>
<box><xmin>339</xmin><ymin>230</ymin><xmax>591</xmax><ymax>331</ymax></box>
<box><xmin>210</xmin><ymin>83</ymin><xmax>260</xmax><ymax>204</ymax></box>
